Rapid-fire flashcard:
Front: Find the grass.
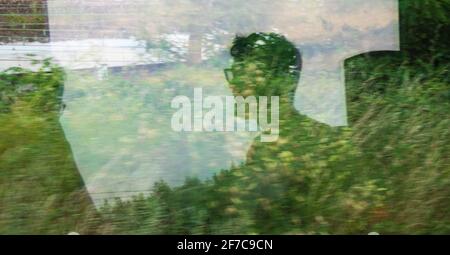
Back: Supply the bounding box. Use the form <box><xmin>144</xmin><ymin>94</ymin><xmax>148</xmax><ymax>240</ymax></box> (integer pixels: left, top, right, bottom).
<box><xmin>0</xmin><ymin>0</ymin><xmax>449</xmax><ymax>234</ymax></box>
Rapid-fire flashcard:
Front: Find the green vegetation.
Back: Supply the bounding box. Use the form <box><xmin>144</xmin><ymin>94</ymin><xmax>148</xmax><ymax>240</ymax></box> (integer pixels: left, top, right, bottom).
<box><xmin>97</xmin><ymin>46</ymin><xmax>449</xmax><ymax>235</ymax></box>
<box><xmin>98</xmin><ymin>0</ymin><xmax>450</xmax><ymax>234</ymax></box>
<box><xmin>0</xmin><ymin>0</ymin><xmax>449</xmax><ymax>234</ymax></box>
<box><xmin>0</xmin><ymin>62</ymin><xmax>99</xmax><ymax>234</ymax></box>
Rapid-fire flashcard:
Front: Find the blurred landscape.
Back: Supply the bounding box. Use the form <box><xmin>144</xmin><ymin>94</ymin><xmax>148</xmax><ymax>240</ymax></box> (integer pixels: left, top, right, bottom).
<box><xmin>0</xmin><ymin>0</ymin><xmax>449</xmax><ymax>234</ymax></box>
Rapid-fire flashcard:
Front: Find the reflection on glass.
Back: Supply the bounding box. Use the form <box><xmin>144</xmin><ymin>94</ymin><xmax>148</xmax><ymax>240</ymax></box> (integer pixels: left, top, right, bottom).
<box><xmin>16</xmin><ymin>0</ymin><xmax>399</xmax><ymax>206</ymax></box>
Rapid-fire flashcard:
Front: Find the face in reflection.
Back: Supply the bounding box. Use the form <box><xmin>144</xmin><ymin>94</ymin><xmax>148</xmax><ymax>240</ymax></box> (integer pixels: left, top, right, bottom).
<box><xmin>225</xmin><ymin>59</ymin><xmax>268</xmax><ymax>97</ymax></box>
<box><xmin>225</xmin><ymin>33</ymin><xmax>302</xmax><ymax>101</ymax></box>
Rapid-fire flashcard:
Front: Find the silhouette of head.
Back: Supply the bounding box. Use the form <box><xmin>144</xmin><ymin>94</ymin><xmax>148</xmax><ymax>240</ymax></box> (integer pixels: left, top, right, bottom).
<box><xmin>225</xmin><ymin>33</ymin><xmax>302</xmax><ymax>101</ymax></box>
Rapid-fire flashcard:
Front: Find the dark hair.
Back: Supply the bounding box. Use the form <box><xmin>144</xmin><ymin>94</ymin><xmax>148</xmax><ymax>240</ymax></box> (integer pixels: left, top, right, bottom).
<box><xmin>231</xmin><ymin>33</ymin><xmax>302</xmax><ymax>79</ymax></box>
<box><xmin>227</xmin><ymin>33</ymin><xmax>302</xmax><ymax>99</ymax></box>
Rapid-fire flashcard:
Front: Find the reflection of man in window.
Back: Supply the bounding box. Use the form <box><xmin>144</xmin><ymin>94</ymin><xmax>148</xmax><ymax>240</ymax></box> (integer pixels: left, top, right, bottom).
<box><xmin>225</xmin><ymin>32</ymin><xmax>307</xmax><ymax>161</ymax></box>
<box><xmin>223</xmin><ymin>33</ymin><xmax>361</xmax><ymax>233</ymax></box>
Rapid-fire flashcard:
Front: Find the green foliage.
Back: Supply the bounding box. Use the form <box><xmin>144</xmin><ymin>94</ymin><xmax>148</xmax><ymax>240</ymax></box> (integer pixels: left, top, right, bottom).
<box><xmin>399</xmin><ymin>0</ymin><xmax>450</xmax><ymax>64</ymax></box>
<box><xmin>0</xmin><ymin>61</ymin><xmax>99</xmax><ymax>234</ymax></box>
<box><xmin>0</xmin><ymin>59</ymin><xmax>64</xmax><ymax>113</ymax></box>
<box><xmin>0</xmin><ymin>1</ymin><xmax>449</xmax><ymax>234</ymax></box>
<box><xmin>96</xmin><ymin>51</ymin><xmax>449</xmax><ymax>234</ymax></box>
<box><xmin>96</xmin><ymin>1</ymin><xmax>450</xmax><ymax>234</ymax></box>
